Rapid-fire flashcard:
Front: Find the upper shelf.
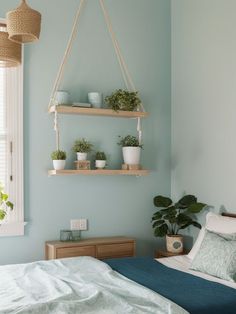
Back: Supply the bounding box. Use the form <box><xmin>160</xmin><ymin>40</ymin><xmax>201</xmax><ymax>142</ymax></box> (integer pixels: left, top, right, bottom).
<box><xmin>48</xmin><ymin>169</ymin><xmax>149</xmax><ymax>176</ymax></box>
<box><xmin>49</xmin><ymin>105</ymin><xmax>149</xmax><ymax>118</ymax></box>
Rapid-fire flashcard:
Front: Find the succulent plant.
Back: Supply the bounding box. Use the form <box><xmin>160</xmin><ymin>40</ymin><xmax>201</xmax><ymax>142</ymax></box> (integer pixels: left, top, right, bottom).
<box><xmin>73</xmin><ymin>138</ymin><xmax>93</xmax><ymax>153</ymax></box>
<box><xmin>117</xmin><ymin>135</ymin><xmax>142</xmax><ymax>148</ymax></box>
<box><xmin>95</xmin><ymin>151</ymin><xmax>107</xmax><ymax>160</ymax></box>
<box><xmin>51</xmin><ymin>150</ymin><xmax>67</xmax><ymax>160</ymax></box>
<box><xmin>105</xmin><ymin>89</ymin><xmax>141</xmax><ymax>112</ymax></box>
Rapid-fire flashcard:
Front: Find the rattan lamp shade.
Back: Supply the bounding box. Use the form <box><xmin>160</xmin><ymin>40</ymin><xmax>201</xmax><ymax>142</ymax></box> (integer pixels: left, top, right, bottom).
<box><xmin>0</xmin><ymin>28</ymin><xmax>21</xmax><ymax>67</ymax></box>
<box><xmin>6</xmin><ymin>0</ymin><xmax>41</xmax><ymax>44</ymax></box>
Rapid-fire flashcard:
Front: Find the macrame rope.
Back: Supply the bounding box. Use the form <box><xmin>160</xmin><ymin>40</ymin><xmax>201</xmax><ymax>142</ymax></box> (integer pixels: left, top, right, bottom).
<box><xmin>49</xmin><ymin>0</ymin><xmax>86</xmax><ymax>108</ymax></box>
<box><xmin>99</xmin><ymin>0</ymin><xmax>144</xmax><ymax>144</ymax></box>
<box><xmin>49</xmin><ymin>0</ymin><xmax>86</xmax><ymax>150</ymax></box>
<box><xmin>54</xmin><ymin>110</ymin><xmax>60</xmax><ymax>150</ymax></box>
<box><xmin>99</xmin><ymin>0</ymin><xmax>133</xmax><ymax>91</ymax></box>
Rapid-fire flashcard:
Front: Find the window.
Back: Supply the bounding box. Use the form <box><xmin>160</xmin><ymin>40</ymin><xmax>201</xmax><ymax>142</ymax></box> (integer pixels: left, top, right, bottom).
<box><xmin>0</xmin><ymin>22</ymin><xmax>24</xmax><ymax>236</ymax></box>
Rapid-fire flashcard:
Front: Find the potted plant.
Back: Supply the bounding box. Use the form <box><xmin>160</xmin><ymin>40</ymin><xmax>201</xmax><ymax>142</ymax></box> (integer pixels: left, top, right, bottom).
<box><xmin>0</xmin><ymin>182</ymin><xmax>13</xmax><ymax>221</ymax></box>
<box><xmin>73</xmin><ymin>138</ymin><xmax>93</xmax><ymax>161</ymax></box>
<box><xmin>95</xmin><ymin>151</ymin><xmax>107</xmax><ymax>169</ymax></box>
<box><xmin>118</xmin><ymin>135</ymin><xmax>142</xmax><ymax>165</ymax></box>
<box><xmin>152</xmin><ymin>195</ymin><xmax>206</xmax><ymax>253</ymax></box>
<box><xmin>51</xmin><ymin>150</ymin><xmax>67</xmax><ymax>170</ymax></box>
<box><xmin>105</xmin><ymin>89</ymin><xmax>141</xmax><ymax>112</ymax></box>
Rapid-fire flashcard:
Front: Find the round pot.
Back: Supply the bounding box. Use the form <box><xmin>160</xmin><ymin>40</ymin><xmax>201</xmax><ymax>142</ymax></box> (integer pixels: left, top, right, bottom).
<box><xmin>95</xmin><ymin>160</ymin><xmax>106</xmax><ymax>169</ymax></box>
<box><xmin>77</xmin><ymin>152</ymin><xmax>87</xmax><ymax>161</ymax></box>
<box><xmin>53</xmin><ymin>160</ymin><xmax>66</xmax><ymax>170</ymax></box>
<box><xmin>88</xmin><ymin>92</ymin><xmax>103</xmax><ymax>108</ymax></box>
<box><xmin>166</xmin><ymin>235</ymin><xmax>184</xmax><ymax>253</ymax></box>
<box><xmin>122</xmin><ymin>147</ymin><xmax>141</xmax><ymax>165</ymax></box>
<box><xmin>55</xmin><ymin>91</ymin><xmax>69</xmax><ymax>105</ymax></box>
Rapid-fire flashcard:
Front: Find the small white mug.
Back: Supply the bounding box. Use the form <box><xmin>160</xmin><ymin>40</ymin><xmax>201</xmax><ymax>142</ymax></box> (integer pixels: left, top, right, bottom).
<box><xmin>88</xmin><ymin>92</ymin><xmax>103</xmax><ymax>108</ymax></box>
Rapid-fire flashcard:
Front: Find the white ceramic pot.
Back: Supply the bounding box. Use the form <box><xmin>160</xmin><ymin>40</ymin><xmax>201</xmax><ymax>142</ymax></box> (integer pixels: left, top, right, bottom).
<box><xmin>122</xmin><ymin>147</ymin><xmax>141</xmax><ymax>165</ymax></box>
<box><xmin>88</xmin><ymin>92</ymin><xmax>103</xmax><ymax>108</ymax></box>
<box><xmin>95</xmin><ymin>160</ymin><xmax>106</xmax><ymax>169</ymax></box>
<box><xmin>77</xmin><ymin>152</ymin><xmax>87</xmax><ymax>161</ymax></box>
<box><xmin>53</xmin><ymin>160</ymin><xmax>66</xmax><ymax>170</ymax></box>
<box><xmin>166</xmin><ymin>235</ymin><xmax>184</xmax><ymax>254</ymax></box>
<box><xmin>55</xmin><ymin>91</ymin><xmax>69</xmax><ymax>105</ymax></box>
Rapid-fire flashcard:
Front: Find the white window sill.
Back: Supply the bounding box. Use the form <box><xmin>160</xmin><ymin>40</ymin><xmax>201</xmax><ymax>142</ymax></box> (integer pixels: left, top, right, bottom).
<box><xmin>0</xmin><ymin>222</ymin><xmax>27</xmax><ymax>236</ymax></box>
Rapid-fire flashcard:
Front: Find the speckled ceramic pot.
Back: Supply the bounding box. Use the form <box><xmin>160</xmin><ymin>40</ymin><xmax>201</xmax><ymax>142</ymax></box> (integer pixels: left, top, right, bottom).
<box><xmin>166</xmin><ymin>235</ymin><xmax>184</xmax><ymax>253</ymax></box>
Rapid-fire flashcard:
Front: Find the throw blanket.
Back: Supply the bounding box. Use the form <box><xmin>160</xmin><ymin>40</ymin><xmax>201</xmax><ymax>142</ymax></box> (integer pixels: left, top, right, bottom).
<box><xmin>105</xmin><ymin>257</ymin><xmax>236</xmax><ymax>314</ymax></box>
<box><xmin>0</xmin><ymin>256</ymin><xmax>188</xmax><ymax>314</ymax></box>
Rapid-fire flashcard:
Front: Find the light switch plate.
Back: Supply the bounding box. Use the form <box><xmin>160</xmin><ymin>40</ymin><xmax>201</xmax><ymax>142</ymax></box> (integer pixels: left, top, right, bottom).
<box><xmin>70</xmin><ymin>219</ymin><xmax>88</xmax><ymax>231</ymax></box>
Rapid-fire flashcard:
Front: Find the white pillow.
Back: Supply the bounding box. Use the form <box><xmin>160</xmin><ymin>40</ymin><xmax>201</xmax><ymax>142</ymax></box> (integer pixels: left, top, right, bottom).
<box><xmin>188</xmin><ymin>227</ymin><xmax>205</xmax><ymax>260</ymax></box>
<box><xmin>188</xmin><ymin>212</ymin><xmax>236</xmax><ymax>260</ymax></box>
<box><xmin>206</xmin><ymin>212</ymin><xmax>236</xmax><ymax>234</ymax></box>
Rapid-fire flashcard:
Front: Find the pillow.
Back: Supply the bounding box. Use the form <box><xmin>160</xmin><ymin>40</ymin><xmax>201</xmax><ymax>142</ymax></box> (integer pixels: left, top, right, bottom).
<box><xmin>188</xmin><ymin>212</ymin><xmax>236</xmax><ymax>260</ymax></box>
<box><xmin>188</xmin><ymin>227</ymin><xmax>205</xmax><ymax>260</ymax></box>
<box><xmin>190</xmin><ymin>230</ymin><xmax>236</xmax><ymax>282</ymax></box>
<box><xmin>206</xmin><ymin>212</ymin><xmax>236</xmax><ymax>234</ymax></box>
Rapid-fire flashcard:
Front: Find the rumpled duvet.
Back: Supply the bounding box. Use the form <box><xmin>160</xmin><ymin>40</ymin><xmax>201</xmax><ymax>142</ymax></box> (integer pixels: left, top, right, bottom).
<box><xmin>0</xmin><ymin>256</ymin><xmax>188</xmax><ymax>314</ymax></box>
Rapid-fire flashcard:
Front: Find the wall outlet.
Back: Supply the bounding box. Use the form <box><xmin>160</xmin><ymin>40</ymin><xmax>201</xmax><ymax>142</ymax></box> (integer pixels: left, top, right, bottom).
<box><xmin>70</xmin><ymin>219</ymin><xmax>88</xmax><ymax>231</ymax></box>
<box><xmin>79</xmin><ymin>218</ymin><xmax>87</xmax><ymax>231</ymax></box>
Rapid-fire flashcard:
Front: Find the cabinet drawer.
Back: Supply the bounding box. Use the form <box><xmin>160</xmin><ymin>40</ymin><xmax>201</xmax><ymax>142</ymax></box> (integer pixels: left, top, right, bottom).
<box><xmin>97</xmin><ymin>242</ymin><xmax>134</xmax><ymax>259</ymax></box>
<box><xmin>56</xmin><ymin>245</ymin><xmax>96</xmax><ymax>259</ymax></box>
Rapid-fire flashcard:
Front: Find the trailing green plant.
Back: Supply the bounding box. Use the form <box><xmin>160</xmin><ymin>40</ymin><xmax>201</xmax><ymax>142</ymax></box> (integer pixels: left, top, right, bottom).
<box><xmin>117</xmin><ymin>135</ymin><xmax>142</xmax><ymax>148</ymax></box>
<box><xmin>0</xmin><ymin>183</ymin><xmax>13</xmax><ymax>221</ymax></box>
<box><xmin>105</xmin><ymin>89</ymin><xmax>141</xmax><ymax>112</ymax></box>
<box><xmin>51</xmin><ymin>150</ymin><xmax>67</xmax><ymax>160</ymax></box>
<box><xmin>152</xmin><ymin>195</ymin><xmax>206</xmax><ymax>237</ymax></box>
<box><xmin>73</xmin><ymin>138</ymin><xmax>93</xmax><ymax>153</ymax></box>
<box><xmin>95</xmin><ymin>151</ymin><xmax>106</xmax><ymax>160</ymax></box>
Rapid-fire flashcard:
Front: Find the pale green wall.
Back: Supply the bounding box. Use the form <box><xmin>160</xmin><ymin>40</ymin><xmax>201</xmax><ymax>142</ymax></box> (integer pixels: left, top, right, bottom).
<box><xmin>0</xmin><ymin>0</ymin><xmax>171</xmax><ymax>264</ymax></box>
<box><xmin>171</xmin><ymin>0</ymin><xmax>236</xmax><ymax>238</ymax></box>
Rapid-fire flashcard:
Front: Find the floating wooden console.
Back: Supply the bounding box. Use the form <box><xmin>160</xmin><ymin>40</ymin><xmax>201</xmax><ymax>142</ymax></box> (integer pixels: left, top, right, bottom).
<box><xmin>49</xmin><ymin>105</ymin><xmax>148</xmax><ymax>118</ymax></box>
<box><xmin>48</xmin><ymin>169</ymin><xmax>149</xmax><ymax>176</ymax></box>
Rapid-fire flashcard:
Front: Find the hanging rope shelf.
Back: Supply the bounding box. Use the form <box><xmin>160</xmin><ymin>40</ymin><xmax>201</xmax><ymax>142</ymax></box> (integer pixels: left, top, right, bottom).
<box><xmin>48</xmin><ymin>0</ymin><xmax>148</xmax><ymax>177</ymax></box>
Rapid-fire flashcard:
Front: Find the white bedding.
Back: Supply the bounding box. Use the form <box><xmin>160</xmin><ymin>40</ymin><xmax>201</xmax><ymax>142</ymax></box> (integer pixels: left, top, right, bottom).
<box><xmin>0</xmin><ymin>256</ymin><xmax>188</xmax><ymax>314</ymax></box>
<box><xmin>157</xmin><ymin>255</ymin><xmax>236</xmax><ymax>289</ymax></box>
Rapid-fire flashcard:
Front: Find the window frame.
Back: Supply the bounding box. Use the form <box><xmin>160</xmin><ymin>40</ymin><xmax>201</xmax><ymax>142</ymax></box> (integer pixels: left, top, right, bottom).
<box><xmin>0</xmin><ymin>18</ymin><xmax>24</xmax><ymax>236</ymax></box>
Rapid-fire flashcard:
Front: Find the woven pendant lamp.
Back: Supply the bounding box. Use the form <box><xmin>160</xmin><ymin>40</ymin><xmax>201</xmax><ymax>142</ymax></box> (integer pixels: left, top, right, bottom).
<box><xmin>0</xmin><ymin>24</ymin><xmax>21</xmax><ymax>67</ymax></box>
<box><xmin>6</xmin><ymin>0</ymin><xmax>41</xmax><ymax>44</ymax></box>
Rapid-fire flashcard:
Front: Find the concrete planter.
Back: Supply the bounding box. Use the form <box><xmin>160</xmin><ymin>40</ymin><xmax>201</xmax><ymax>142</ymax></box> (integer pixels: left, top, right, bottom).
<box><xmin>166</xmin><ymin>235</ymin><xmax>184</xmax><ymax>253</ymax></box>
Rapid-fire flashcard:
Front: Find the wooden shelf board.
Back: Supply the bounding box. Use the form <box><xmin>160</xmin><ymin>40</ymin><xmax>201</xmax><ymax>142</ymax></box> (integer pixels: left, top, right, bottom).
<box><xmin>48</xmin><ymin>169</ymin><xmax>149</xmax><ymax>176</ymax></box>
<box><xmin>49</xmin><ymin>105</ymin><xmax>148</xmax><ymax>118</ymax></box>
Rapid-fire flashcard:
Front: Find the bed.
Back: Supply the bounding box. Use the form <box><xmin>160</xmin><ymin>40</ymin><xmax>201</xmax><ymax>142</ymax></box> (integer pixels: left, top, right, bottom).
<box><xmin>0</xmin><ymin>212</ymin><xmax>235</xmax><ymax>314</ymax></box>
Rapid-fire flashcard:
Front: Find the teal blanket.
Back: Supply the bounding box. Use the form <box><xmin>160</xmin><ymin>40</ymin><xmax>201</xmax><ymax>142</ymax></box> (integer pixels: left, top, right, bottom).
<box><xmin>0</xmin><ymin>256</ymin><xmax>188</xmax><ymax>314</ymax></box>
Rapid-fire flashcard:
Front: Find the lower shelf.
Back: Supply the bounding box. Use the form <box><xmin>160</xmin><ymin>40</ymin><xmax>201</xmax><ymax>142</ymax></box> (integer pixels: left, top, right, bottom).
<box><xmin>48</xmin><ymin>169</ymin><xmax>149</xmax><ymax>176</ymax></box>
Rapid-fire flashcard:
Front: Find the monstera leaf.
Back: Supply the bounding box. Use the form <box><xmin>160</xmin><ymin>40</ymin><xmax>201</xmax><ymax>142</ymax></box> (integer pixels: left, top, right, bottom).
<box><xmin>154</xmin><ymin>196</ymin><xmax>172</xmax><ymax>208</ymax></box>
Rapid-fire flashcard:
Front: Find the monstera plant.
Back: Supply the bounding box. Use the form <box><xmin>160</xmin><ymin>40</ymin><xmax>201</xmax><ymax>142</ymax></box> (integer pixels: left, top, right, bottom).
<box><xmin>152</xmin><ymin>195</ymin><xmax>206</xmax><ymax>253</ymax></box>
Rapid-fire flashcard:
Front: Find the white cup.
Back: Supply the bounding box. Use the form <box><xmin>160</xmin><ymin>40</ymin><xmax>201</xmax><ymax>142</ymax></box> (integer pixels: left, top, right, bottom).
<box><xmin>88</xmin><ymin>92</ymin><xmax>103</xmax><ymax>108</ymax></box>
<box><xmin>55</xmin><ymin>91</ymin><xmax>69</xmax><ymax>105</ymax></box>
